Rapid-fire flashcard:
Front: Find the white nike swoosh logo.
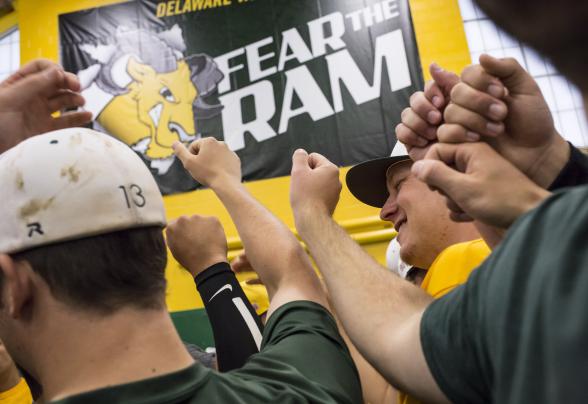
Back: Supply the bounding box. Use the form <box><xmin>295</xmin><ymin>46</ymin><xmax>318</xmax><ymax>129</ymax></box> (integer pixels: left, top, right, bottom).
<box><xmin>209</xmin><ymin>284</ymin><xmax>233</xmax><ymax>302</ymax></box>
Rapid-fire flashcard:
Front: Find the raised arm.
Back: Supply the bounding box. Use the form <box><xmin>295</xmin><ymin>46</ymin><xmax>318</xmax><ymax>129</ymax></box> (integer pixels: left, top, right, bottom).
<box><xmin>166</xmin><ymin>215</ymin><xmax>264</xmax><ymax>371</ymax></box>
<box><xmin>173</xmin><ymin>139</ymin><xmax>326</xmax><ymax>316</ymax></box>
<box><xmin>289</xmin><ymin>149</ymin><xmax>448</xmax><ymax>403</ymax></box>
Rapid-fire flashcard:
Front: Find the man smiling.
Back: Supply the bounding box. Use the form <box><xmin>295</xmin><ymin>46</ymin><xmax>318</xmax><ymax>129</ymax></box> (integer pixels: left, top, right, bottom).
<box><xmin>346</xmin><ymin>141</ymin><xmax>490</xmax><ymax>404</ymax></box>
<box><xmin>346</xmin><ymin>142</ymin><xmax>488</xmax><ymax>297</ymax></box>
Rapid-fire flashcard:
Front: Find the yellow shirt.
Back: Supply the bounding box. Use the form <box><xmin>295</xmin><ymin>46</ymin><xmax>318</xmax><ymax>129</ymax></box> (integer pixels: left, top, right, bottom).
<box><xmin>399</xmin><ymin>239</ymin><xmax>491</xmax><ymax>404</ymax></box>
<box><xmin>421</xmin><ymin>238</ymin><xmax>491</xmax><ymax>298</ymax></box>
<box><xmin>0</xmin><ymin>378</ymin><xmax>33</xmax><ymax>404</ymax></box>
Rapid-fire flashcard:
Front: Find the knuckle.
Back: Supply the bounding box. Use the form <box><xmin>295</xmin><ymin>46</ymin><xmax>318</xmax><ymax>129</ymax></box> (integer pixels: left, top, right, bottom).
<box><xmin>450</xmin><ymin>83</ymin><xmax>466</xmax><ymax>100</ymax></box>
<box><xmin>396</xmin><ymin>127</ymin><xmax>415</xmax><ymax>143</ymax></box>
<box><xmin>438</xmin><ymin>124</ymin><xmax>463</xmax><ymax>142</ymax></box>
<box><xmin>437</xmin><ymin>125</ymin><xmax>450</xmax><ymax>141</ymax></box>
<box><xmin>460</xmin><ymin>65</ymin><xmax>473</xmax><ymax>81</ymax></box>
<box><xmin>202</xmin><ymin>215</ymin><xmax>219</xmax><ymax>226</ymax></box>
<box><xmin>437</xmin><ymin>124</ymin><xmax>449</xmax><ymax>137</ymax></box>
<box><xmin>210</xmin><ymin>216</ymin><xmax>221</xmax><ymax>225</ymax></box>
<box><xmin>396</xmin><ymin>131</ymin><xmax>407</xmax><ymax>143</ymax></box>
<box><xmin>190</xmin><ymin>214</ymin><xmax>203</xmax><ymax>221</ymax></box>
<box><xmin>409</xmin><ymin>91</ymin><xmax>424</xmax><ymax>105</ymax></box>
<box><xmin>461</xmin><ymin>64</ymin><xmax>482</xmax><ymax>83</ymax></box>
<box><xmin>443</xmin><ymin>103</ymin><xmax>457</xmax><ymax>119</ymax></box>
<box><xmin>403</xmin><ymin>108</ymin><xmax>418</xmax><ymax>125</ymax></box>
<box><xmin>504</xmin><ymin>57</ymin><xmax>519</xmax><ymax>68</ymax></box>
<box><xmin>419</xmin><ymin>162</ymin><xmax>435</xmax><ymax>181</ymax></box>
<box><xmin>424</xmin><ymin>82</ymin><xmax>440</xmax><ymax>98</ymax></box>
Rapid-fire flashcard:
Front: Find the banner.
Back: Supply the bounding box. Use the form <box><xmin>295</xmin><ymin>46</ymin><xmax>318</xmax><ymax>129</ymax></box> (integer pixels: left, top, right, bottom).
<box><xmin>60</xmin><ymin>0</ymin><xmax>423</xmax><ymax>195</ymax></box>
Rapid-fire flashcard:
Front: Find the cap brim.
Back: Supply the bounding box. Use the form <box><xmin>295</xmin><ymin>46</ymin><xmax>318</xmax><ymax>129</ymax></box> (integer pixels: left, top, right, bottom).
<box><xmin>346</xmin><ymin>156</ymin><xmax>411</xmax><ymax>208</ymax></box>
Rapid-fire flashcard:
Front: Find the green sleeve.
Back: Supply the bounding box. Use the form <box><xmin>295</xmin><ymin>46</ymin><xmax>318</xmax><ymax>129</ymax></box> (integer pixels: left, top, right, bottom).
<box><xmin>421</xmin><ymin>187</ymin><xmax>588</xmax><ymax>404</ymax></box>
<box><xmin>420</xmin><ymin>268</ymin><xmax>490</xmax><ymax>404</ymax></box>
<box><xmin>225</xmin><ymin>301</ymin><xmax>363</xmax><ymax>404</ymax></box>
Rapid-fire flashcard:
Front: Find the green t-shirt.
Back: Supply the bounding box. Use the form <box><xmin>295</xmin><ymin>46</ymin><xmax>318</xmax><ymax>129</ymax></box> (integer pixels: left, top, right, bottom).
<box><xmin>420</xmin><ymin>186</ymin><xmax>588</xmax><ymax>404</ymax></box>
<box><xmin>52</xmin><ymin>301</ymin><xmax>362</xmax><ymax>403</ymax></box>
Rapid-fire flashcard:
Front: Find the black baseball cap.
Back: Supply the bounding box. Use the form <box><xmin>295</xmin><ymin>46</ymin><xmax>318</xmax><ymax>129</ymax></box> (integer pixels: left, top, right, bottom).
<box><xmin>346</xmin><ymin>142</ymin><xmax>411</xmax><ymax>208</ymax></box>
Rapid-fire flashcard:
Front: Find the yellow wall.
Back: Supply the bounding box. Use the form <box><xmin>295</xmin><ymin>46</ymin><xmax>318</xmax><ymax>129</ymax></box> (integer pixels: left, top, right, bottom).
<box><xmin>2</xmin><ymin>0</ymin><xmax>470</xmax><ymax>312</ymax></box>
<box><xmin>410</xmin><ymin>0</ymin><xmax>471</xmax><ymax>81</ymax></box>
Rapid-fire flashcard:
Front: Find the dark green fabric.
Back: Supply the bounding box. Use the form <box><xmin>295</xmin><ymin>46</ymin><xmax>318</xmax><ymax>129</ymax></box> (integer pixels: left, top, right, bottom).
<box><xmin>171</xmin><ymin>309</ymin><xmax>214</xmax><ymax>348</ymax></box>
<box><xmin>420</xmin><ymin>186</ymin><xmax>588</xmax><ymax>404</ymax></box>
<box><xmin>51</xmin><ymin>301</ymin><xmax>362</xmax><ymax>403</ymax></box>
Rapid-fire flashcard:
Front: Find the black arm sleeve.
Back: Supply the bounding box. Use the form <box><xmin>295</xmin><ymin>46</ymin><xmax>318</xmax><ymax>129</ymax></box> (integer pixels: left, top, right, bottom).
<box><xmin>549</xmin><ymin>143</ymin><xmax>588</xmax><ymax>190</ymax></box>
<box><xmin>195</xmin><ymin>262</ymin><xmax>264</xmax><ymax>372</ymax></box>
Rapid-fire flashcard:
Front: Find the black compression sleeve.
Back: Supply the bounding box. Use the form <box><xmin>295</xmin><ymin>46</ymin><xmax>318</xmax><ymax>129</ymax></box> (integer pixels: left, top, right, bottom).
<box><xmin>195</xmin><ymin>262</ymin><xmax>264</xmax><ymax>371</ymax></box>
<box><xmin>549</xmin><ymin>143</ymin><xmax>588</xmax><ymax>190</ymax></box>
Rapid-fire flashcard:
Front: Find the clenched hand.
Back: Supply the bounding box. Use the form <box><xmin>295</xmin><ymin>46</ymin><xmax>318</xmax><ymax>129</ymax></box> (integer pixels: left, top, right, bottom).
<box><xmin>166</xmin><ymin>215</ymin><xmax>228</xmax><ymax>277</ymax></box>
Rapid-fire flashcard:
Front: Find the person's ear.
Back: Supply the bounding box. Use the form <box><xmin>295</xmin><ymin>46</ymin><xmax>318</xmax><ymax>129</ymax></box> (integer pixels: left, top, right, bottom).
<box><xmin>0</xmin><ymin>255</ymin><xmax>33</xmax><ymax>319</ymax></box>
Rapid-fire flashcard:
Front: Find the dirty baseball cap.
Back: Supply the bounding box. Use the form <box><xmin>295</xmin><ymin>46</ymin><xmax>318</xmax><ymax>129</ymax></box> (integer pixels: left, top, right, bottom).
<box><xmin>0</xmin><ymin>127</ymin><xmax>166</xmax><ymax>254</ymax></box>
<box><xmin>346</xmin><ymin>141</ymin><xmax>411</xmax><ymax>208</ymax></box>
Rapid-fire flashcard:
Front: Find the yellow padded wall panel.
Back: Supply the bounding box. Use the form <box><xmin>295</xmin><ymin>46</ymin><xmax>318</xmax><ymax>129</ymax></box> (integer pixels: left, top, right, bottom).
<box><xmin>409</xmin><ymin>0</ymin><xmax>471</xmax><ymax>81</ymax></box>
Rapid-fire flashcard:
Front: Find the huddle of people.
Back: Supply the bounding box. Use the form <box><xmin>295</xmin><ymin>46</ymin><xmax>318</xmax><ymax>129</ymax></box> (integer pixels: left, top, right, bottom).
<box><xmin>0</xmin><ymin>0</ymin><xmax>587</xmax><ymax>402</ymax></box>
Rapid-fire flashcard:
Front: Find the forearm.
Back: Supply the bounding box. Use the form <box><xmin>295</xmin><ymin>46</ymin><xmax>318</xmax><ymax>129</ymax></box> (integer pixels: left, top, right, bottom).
<box><xmin>338</xmin><ymin>315</ymin><xmax>398</xmax><ymax>404</ymax></box>
<box><xmin>474</xmin><ymin>222</ymin><xmax>505</xmax><ymax>249</ymax></box>
<box><xmin>296</xmin><ymin>213</ymin><xmax>443</xmax><ymax>399</ymax></box>
<box><xmin>195</xmin><ymin>262</ymin><xmax>263</xmax><ymax>371</ymax></box>
<box><xmin>503</xmin><ymin>184</ymin><xmax>551</xmax><ymax>228</ymax></box>
<box><xmin>213</xmin><ymin>182</ymin><xmax>324</xmax><ymax>305</ymax></box>
<box><xmin>528</xmin><ymin>133</ymin><xmax>570</xmax><ymax>188</ymax></box>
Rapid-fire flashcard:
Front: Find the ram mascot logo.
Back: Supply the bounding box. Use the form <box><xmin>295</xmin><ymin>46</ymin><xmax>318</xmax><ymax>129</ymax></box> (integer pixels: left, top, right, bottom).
<box><xmin>77</xmin><ymin>25</ymin><xmax>224</xmax><ymax>174</ymax></box>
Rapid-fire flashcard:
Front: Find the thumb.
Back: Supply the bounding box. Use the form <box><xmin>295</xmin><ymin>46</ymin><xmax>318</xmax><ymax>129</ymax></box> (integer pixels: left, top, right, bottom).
<box><xmin>411</xmin><ymin>159</ymin><xmax>466</xmax><ymax>200</ymax></box>
<box><xmin>479</xmin><ymin>54</ymin><xmax>535</xmax><ymax>93</ymax></box>
<box><xmin>172</xmin><ymin>141</ymin><xmax>193</xmax><ymax>165</ymax></box>
<box><xmin>430</xmin><ymin>63</ymin><xmax>460</xmax><ymax>97</ymax></box>
<box><xmin>291</xmin><ymin>148</ymin><xmax>310</xmax><ymax>172</ymax></box>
